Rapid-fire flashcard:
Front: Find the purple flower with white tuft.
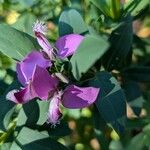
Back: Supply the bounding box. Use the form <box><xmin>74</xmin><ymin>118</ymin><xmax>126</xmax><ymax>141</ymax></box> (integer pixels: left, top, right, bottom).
<box><xmin>7</xmin><ymin>51</ymin><xmax>58</xmax><ymax>104</ymax></box>
<box><xmin>33</xmin><ymin>20</ymin><xmax>84</xmax><ymax>60</ymax></box>
<box><xmin>33</xmin><ymin>20</ymin><xmax>55</xmax><ymax>60</ymax></box>
<box><xmin>7</xmin><ymin>20</ymin><xmax>100</xmax><ymax>127</ymax></box>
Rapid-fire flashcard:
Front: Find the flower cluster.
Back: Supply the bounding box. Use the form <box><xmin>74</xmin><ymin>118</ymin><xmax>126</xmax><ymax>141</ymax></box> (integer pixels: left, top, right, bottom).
<box><xmin>6</xmin><ymin>20</ymin><xmax>100</xmax><ymax>127</ymax></box>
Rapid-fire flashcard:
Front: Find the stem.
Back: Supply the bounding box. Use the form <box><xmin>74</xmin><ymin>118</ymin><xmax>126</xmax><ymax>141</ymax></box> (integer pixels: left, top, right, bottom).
<box><xmin>0</xmin><ymin>119</ymin><xmax>16</xmax><ymax>144</ymax></box>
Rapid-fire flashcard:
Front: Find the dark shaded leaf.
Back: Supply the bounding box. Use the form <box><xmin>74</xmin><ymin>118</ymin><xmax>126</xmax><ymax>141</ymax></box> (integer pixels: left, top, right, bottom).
<box><xmin>89</xmin><ymin>71</ymin><xmax>126</xmax><ymax>134</ymax></box>
<box><xmin>126</xmin><ymin>118</ymin><xmax>146</xmax><ymax>129</ymax></box>
<box><xmin>10</xmin><ymin>127</ymin><xmax>68</xmax><ymax>150</ymax></box>
<box><xmin>123</xmin><ymin>80</ymin><xmax>144</xmax><ymax>116</ymax></box>
<box><xmin>39</xmin><ymin>121</ymin><xmax>71</xmax><ymax>137</ymax></box>
<box><xmin>0</xmin><ymin>80</ymin><xmax>20</xmax><ymax>131</ymax></box>
<box><xmin>17</xmin><ymin>100</ymin><xmax>49</xmax><ymax>127</ymax></box>
<box><xmin>126</xmin><ymin>132</ymin><xmax>146</xmax><ymax>150</ymax></box>
<box><xmin>122</xmin><ymin>66</ymin><xmax>150</xmax><ymax>82</ymax></box>
<box><xmin>93</xmin><ymin>106</ymin><xmax>109</xmax><ymax>150</ymax></box>
<box><xmin>102</xmin><ymin>15</ymin><xmax>133</xmax><ymax>71</ymax></box>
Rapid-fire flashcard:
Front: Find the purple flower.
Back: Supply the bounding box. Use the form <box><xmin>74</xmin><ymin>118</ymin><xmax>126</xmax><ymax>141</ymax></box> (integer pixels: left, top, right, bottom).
<box><xmin>7</xmin><ymin>21</ymin><xmax>100</xmax><ymax>128</ymax></box>
<box><xmin>47</xmin><ymin>85</ymin><xmax>100</xmax><ymax>126</ymax></box>
<box><xmin>33</xmin><ymin>20</ymin><xmax>54</xmax><ymax>60</ymax></box>
<box><xmin>16</xmin><ymin>51</ymin><xmax>51</xmax><ymax>85</ymax></box>
<box><xmin>33</xmin><ymin>21</ymin><xmax>84</xmax><ymax>60</ymax></box>
<box><xmin>7</xmin><ymin>51</ymin><xmax>58</xmax><ymax>104</ymax></box>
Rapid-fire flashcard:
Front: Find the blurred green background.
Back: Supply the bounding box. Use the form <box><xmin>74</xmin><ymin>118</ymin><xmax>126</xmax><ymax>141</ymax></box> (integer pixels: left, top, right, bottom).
<box><xmin>0</xmin><ymin>0</ymin><xmax>150</xmax><ymax>150</ymax></box>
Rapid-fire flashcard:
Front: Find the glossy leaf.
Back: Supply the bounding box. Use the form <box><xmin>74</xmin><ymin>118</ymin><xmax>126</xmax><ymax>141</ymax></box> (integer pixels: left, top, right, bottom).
<box><xmin>10</xmin><ymin>127</ymin><xmax>68</xmax><ymax>150</ymax></box>
<box><xmin>59</xmin><ymin>9</ymin><xmax>88</xmax><ymax>36</ymax></box>
<box><xmin>89</xmin><ymin>71</ymin><xmax>126</xmax><ymax>134</ymax></box>
<box><xmin>0</xmin><ymin>80</ymin><xmax>20</xmax><ymax>131</ymax></box>
<box><xmin>12</xmin><ymin>13</ymin><xmax>37</xmax><ymax>36</ymax></box>
<box><xmin>124</xmin><ymin>0</ymin><xmax>149</xmax><ymax>17</ymax></box>
<box><xmin>70</xmin><ymin>35</ymin><xmax>109</xmax><ymax>80</ymax></box>
<box><xmin>102</xmin><ymin>15</ymin><xmax>133</xmax><ymax>71</ymax></box>
<box><xmin>0</xmin><ymin>24</ymin><xmax>38</xmax><ymax>61</ymax></box>
<box><xmin>17</xmin><ymin>100</ymin><xmax>49</xmax><ymax>127</ymax></box>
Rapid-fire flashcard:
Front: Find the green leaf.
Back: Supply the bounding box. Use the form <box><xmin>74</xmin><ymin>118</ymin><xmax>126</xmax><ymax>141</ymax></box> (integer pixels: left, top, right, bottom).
<box><xmin>70</xmin><ymin>35</ymin><xmax>109</xmax><ymax>80</ymax></box>
<box><xmin>3</xmin><ymin>107</ymin><xmax>16</xmax><ymax>130</ymax></box>
<box><xmin>17</xmin><ymin>100</ymin><xmax>49</xmax><ymax>127</ymax></box>
<box><xmin>0</xmin><ymin>80</ymin><xmax>20</xmax><ymax>131</ymax></box>
<box><xmin>17</xmin><ymin>101</ymin><xmax>39</xmax><ymax>127</ymax></box>
<box><xmin>102</xmin><ymin>15</ymin><xmax>133</xmax><ymax>71</ymax></box>
<box><xmin>17</xmin><ymin>100</ymin><xmax>71</xmax><ymax>137</ymax></box>
<box><xmin>123</xmin><ymin>81</ymin><xmax>144</xmax><ymax>116</ymax></box>
<box><xmin>109</xmin><ymin>141</ymin><xmax>123</xmax><ymax>150</ymax></box>
<box><xmin>126</xmin><ymin>133</ymin><xmax>146</xmax><ymax>150</ymax></box>
<box><xmin>0</xmin><ymin>142</ymin><xmax>12</xmax><ymax>150</ymax></box>
<box><xmin>12</xmin><ymin>13</ymin><xmax>37</xmax><ymax>36</ymax></box>
<box><xmin>90</xmin><ymin>0</ymin><xmax>121</xmax><ymax>20</ymax></box>
<box><xmin>126</xmin><ymin>118</ymin><xmax>146</xmax><ymax>129</ymax></box>
<box><xmin>59</xmin><ymin>9</ymin><xmax>88</xmax><ymax>36</ymax></box>
<box><xmin>18</xmin><ymin>0</ymin><xmax>36</xmax><ymax>7</ymax></box>
<box><xmin>89</xmin><ymin>71</ymin><xmax>126</xmax><ymax>134</ymax></box>
<box><xmin>90</xmin><ymin>0</ymin><xmax>111</xmax><ymax>17</ymax></box>
<box><xmin>124</xmin><ymin>0</ymin><xmax>149</xmax><ymax>17</ymax></box>
<box><xmin>36</xmin><ymin>101</ymin><xmax>50</xmax><ymax>125</ymax></box>
<box><xmin>0</xmin><ymin>24</ymin><xmax>38</xmax><ymax>61</ymax></box>
<box><xmin>122</xmin><ymin>66</ymin><xmax>150</xmax><ymax>82</ymax></box>
<box><xmin>40</xmin><ymin>121</ymin><xmax>71</xmax><ymax>137</ymax></box>
<box><xmin>10</xmin><ymin>127</ymin><xmax>68</xmax><ymax>150</ymax></box>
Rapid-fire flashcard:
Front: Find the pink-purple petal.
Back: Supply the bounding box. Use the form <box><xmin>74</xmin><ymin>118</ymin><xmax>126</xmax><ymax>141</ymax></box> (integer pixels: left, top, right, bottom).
<box><xmin>32</xmin><ymin>65</ymin><xmax>59</xmax><ymax>100</ymax></box>
<box><xmin>62</xmin><ymin>85</ymin><xmax>100</xmax><ymax>109</ymax></box>
<box><xmin>56</xmin><ymin>34</ymin><xmax>84</xmax><ymax>59</ymax></box>
<box><xmin>16</xmin><ymin>51</ymin><xmax>51</xmax><ymax>85</ymax></box>
<box><xmin>16</xmin><ymin>63</ymin><xmax>26</xmax><ymax>86</ymax></box>
<box><xmin>35</xmin><ymin>33</ymin><xmax>53</xmax><ymax>58</ymax></box>
<box><xmin>47</xmin><ymin>93</ymin><xmax>62</xmax><ymax>126</ymax></box>
<box><xmin>6</xmin><ymin>85</ymin><xmax>37</xmax><ymax>104</ymax></box>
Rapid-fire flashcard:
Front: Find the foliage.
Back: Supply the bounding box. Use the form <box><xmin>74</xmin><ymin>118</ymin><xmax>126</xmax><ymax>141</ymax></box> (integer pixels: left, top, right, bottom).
<box><xmin>0</xmin><ymin>0</ymin><xmax>150</xmax><ymax>150</ymax></box>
